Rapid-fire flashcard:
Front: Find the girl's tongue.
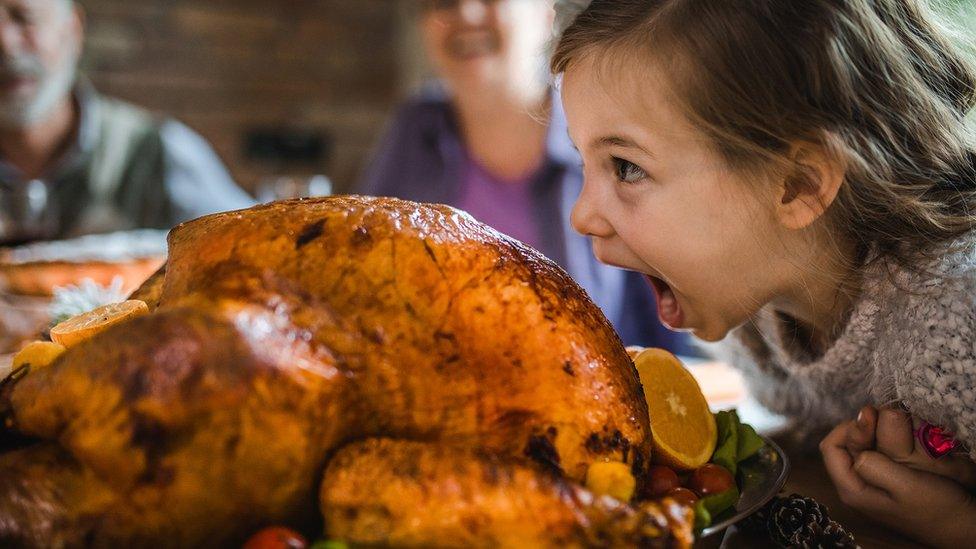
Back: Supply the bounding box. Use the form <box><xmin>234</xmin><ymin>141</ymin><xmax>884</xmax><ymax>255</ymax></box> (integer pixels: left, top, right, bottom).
<box><xmin>644</xmin><ymin>275</ymin><xmax>685</xmax><ymax>329</ymax></box>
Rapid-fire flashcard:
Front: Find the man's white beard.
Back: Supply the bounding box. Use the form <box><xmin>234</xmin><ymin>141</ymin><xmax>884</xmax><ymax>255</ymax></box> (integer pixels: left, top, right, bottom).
<box><xmin>0</xmin><ymin>50</ymin><xmax>79</xmax><ymax>130</ymax></box>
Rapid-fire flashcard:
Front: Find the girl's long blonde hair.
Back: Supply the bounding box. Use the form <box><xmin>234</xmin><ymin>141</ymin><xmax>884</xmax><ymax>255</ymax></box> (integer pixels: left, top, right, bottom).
<box><xmin>553</xmin><ymin>0</ymin><xmax>976</xmax><ymax>270</ymax></box>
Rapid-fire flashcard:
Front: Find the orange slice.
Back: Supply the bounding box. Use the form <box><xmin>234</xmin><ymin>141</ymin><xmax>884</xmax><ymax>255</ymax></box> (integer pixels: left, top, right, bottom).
<box><xmin>12</xmin><ymin>340</ymin><xmax>66</xmax><ymax>371</ymax></box>
<box><xmin>634</xmin><ymin>348</ymin><xmax>716</xmax><ymax>470</ymax></box>
<box><xmin>626</xmin><ymin>346</ymin><xmax>646</xmax><ymax>361</ymax></box>
<box><xmin>50</xmin><ymin>300</ymin><xmax>149</xmax><ymax>348</ymax></box>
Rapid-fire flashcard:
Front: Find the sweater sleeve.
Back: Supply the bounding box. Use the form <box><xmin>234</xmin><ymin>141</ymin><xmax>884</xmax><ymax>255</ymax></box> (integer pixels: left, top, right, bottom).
<box><xmin>893</xmin><ymin>270</ymin><xmax>976</xmax><ymax>460</ymax></box>
<box><xmin>159</xmin><ymin>120</ymin><xmax>256</xmax><ymax>223</ymax></box>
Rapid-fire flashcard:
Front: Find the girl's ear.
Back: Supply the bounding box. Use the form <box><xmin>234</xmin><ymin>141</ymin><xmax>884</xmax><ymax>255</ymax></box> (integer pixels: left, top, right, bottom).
<box><xmin>774</xmin><ymin>142</ymin><xmax>845</xmax><ymax>230</ymax></box>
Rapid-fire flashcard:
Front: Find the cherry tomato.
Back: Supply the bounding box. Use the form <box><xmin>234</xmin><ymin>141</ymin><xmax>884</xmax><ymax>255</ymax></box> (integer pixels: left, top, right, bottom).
<box><xmin>647</xmin><ymin>465</ymin><xmax>680</xmax><ymax>498</ymax></box>
<box><xmin>687</xmin><ymin>463</ymin><xmax>735</xmax><ymax>497</ymax></box>
<box><xmin>665</xmin><ymin>487</ymin><xmax>699</xmax><ymax>507</ymax></box>
<box><xmin>243</xmin><ymin>527</ymin><xmax>307</xmax><ymax>549</ymax></box>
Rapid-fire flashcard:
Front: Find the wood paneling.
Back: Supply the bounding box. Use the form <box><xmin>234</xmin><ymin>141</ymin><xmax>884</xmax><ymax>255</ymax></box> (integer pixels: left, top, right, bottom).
<box><xmin>79</xmin><ymin>0</ymin><xmax>406</xmax><ymax>194</ymax></box>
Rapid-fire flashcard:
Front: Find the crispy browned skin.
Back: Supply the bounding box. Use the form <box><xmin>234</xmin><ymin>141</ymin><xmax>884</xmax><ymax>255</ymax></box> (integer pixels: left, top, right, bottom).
<box><xmin>322</xmin><ymin>439</ymin><xmax>694</xmax><ymax>549</ymax></box>
<box><xmin>0</xmin><ymin>196</ymin><xmax>691</xmax><ymax>547</ymax></box>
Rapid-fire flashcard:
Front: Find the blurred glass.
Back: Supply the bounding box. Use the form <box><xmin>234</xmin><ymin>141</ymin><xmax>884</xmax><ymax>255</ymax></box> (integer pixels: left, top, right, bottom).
<box><xmin>256</xmin><ymin>175</ymin><xmax>333</xmax><ymax>203</ymax></box>
<box><xmin>0</xmin><ymin>179</ymin><xmax>58</xmax><ymax>247</ymax></box>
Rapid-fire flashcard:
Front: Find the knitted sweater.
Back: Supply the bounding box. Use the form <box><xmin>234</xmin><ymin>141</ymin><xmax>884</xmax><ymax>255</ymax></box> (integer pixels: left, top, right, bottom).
<box><xmin>709</xmin><ymin>236</ymin><xmax>976</xmax><ymax>458</ymax></box>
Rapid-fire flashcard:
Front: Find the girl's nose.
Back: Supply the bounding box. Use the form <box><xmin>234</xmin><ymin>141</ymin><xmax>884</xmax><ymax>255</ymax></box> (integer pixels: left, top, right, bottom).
<box><xmin>571</xmin><ymin>179</ymin><xmax>614</xmax><ymax>239</ymax></box>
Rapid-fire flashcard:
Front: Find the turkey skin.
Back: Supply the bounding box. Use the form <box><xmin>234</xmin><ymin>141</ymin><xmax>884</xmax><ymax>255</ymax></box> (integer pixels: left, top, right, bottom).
<box><xmin>0</xmin><ymin>196</ymin><xmax>691</xmax><ymax>548</ymax></box>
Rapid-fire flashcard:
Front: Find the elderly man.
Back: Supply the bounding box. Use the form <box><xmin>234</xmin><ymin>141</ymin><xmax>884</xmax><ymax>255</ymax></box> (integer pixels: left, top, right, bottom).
<box><xmin>0</xmin><ymin>0</ymin><xmax>253</xmax><ymax>245</ymax></box>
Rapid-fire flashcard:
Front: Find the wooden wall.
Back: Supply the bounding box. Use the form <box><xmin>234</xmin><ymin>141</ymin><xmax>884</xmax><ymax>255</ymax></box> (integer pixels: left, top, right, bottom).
<box><xmin>79</xmin><ymin>0</ymin><xmax>410</xmax><ymax>195</ymax></box>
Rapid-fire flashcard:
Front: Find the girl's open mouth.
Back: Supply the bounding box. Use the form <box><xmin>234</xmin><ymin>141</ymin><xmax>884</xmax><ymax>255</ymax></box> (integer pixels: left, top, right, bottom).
<box><xmin>644</xmin><ymin>274</ymin><xmax>685</xmax><ymax>330</ymax></box>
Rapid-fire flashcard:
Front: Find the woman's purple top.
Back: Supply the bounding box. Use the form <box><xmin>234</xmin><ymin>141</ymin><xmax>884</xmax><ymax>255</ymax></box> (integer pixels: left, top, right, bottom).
<box><xmin>457</xmin><ymin>155</ymin><xmax>543</xmax><ymax>251</ymax></box>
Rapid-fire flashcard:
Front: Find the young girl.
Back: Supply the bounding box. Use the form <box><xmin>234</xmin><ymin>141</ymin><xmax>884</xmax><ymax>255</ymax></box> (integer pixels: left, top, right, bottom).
<box><xmin>551</xmin><ymin>0</ymin><xmax>976</xmax><ymax>545</ymax></box>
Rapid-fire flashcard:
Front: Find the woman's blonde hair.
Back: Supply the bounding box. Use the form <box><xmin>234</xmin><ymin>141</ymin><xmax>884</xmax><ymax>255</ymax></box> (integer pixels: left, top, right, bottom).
<box><xmin>552</xmin><ymin>0</ymin><xmax>976</xmax><ymax>269</ymax></box>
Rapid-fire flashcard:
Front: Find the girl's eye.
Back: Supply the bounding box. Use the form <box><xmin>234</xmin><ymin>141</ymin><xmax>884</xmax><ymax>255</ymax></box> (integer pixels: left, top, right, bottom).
<box><xmin>612</xmin><ymin>157</ymin><xmax>647</xmax><ymax>184</ymax></box>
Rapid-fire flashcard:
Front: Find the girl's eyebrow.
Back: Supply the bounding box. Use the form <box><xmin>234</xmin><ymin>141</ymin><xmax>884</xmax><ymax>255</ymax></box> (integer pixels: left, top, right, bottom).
<box><xmin>594</xmin><ymin>136</ymin><xmax>654</xmax><ymax>157</ymax></box>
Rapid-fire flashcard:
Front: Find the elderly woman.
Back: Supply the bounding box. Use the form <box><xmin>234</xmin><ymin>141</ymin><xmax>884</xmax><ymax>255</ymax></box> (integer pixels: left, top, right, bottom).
<box><xmin>358</xmin><ymin>0</ymin><xmax>690</xmax><ymax>352</ymax></box>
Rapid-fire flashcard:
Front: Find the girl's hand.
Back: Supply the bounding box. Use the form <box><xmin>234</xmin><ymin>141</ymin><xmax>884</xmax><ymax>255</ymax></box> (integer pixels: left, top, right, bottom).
<box><xmin>840</xmin><ymin>405</ymin><xmax>877</xmax><ymax>456</ymax></box>
<box><xmin>821</xmin><ymin>414</ymin><xmax>976</xmax><ymax>548</ymax></box>
<box><xmin>841</xmin><ymin>406</ymin><xmax>976</xmax><ymax>489</ymax></box>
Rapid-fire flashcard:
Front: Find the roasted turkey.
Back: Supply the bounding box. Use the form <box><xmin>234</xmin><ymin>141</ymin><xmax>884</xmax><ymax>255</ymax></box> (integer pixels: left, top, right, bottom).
<box><xmin>0</xmin><ymin>196</ymin><xmax>692</xmax><ymax>548</ymax></box>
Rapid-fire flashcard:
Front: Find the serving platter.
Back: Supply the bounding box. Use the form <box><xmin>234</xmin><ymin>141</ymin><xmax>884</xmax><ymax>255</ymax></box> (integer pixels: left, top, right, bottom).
<box><xmin>700</xmin><ymin>435</ymin><xmax>790</xmax><ymax>538</ymax></box>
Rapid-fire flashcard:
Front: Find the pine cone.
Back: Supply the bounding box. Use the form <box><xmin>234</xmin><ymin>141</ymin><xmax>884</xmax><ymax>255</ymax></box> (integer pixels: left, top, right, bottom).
<box><xmin>767</xmin><ymin>494</ymin><xmax>830</xmax><ymax>546</ymax></box>
<box><xmin>789</xmin><ymin>519</ymin><xmax>859</xmax><ymax>548</ymax></box>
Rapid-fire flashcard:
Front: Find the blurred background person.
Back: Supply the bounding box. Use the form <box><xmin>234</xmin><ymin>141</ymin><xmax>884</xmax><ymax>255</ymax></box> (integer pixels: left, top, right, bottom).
<box><xmin>0</xmin><ymin>0</ymin><xmax>253</xmax><ymax>246</ymax></box>
<box><xmin>357</xmin><ymin>0</ymin><xmax>692</xmax><ymax>352</ymax></box>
